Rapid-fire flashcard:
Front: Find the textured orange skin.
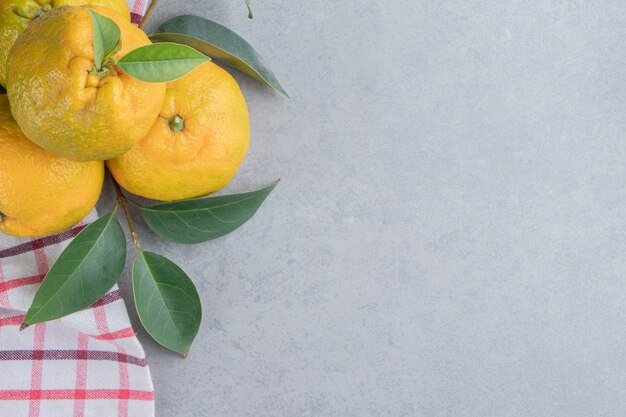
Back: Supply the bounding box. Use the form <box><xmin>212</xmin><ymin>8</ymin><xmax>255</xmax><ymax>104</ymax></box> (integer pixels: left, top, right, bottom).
<box><xmin>0</xmin><ymin>95</ymin><xmax>104</xmax><ymax>237</ymax></box>
<box><xmin>6</xmin><ymin>5</ymin><xmax>165</xmax><ymax>162</ymax></box>
<box><xmin>0</xmin><ymin>0</ymin><xmax>130</xmax><ymax>86</ymax></box>
<box><xmin>107</xmin><ymin>61</ymin><xmax>250</xmax><ymax>201</ymax></box>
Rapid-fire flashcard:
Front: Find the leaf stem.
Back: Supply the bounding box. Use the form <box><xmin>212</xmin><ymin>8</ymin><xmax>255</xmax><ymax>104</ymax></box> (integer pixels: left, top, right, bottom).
<box><xmin>138</xmin><ymin>0</ymin><xmax>159</xmax><ymax>29</ymax></box>
<box><xmin>113</xmin><ymin>179</ymin><xmax>142</xmax><ymax>250</ymax></box>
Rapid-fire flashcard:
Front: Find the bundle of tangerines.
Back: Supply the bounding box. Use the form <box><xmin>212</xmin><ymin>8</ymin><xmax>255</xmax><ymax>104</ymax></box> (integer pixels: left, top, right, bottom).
<box><xmin>0</xmin><ymin>0</ymin><xmax>283</xmax><ymax>355</ymax></box>
<box><xmin>0</xmin><ymin>0</ymin><xmax>253</xmax><ymax>237</ymax></box>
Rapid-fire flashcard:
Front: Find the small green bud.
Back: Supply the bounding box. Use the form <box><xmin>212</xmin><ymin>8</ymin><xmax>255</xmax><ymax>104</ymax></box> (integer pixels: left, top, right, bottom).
<box><xmin>168</xmin><ymin>115</ymin><xmax>185</xmax><ymax>133</ymax></box>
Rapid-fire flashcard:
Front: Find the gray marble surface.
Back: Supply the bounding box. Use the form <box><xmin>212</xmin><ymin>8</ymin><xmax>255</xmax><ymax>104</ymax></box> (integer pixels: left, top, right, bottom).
<box><xmin>100</xmin><ymin>1</ymin><xmax>626</xmax><ymax>415</ymax></box>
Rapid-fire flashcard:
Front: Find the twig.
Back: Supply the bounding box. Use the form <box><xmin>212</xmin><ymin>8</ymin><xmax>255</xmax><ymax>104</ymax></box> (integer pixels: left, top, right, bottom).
<box><xmin>138</xmin><ymin>0</ymin><xmax>159</xmax><ymax>29</ymax></box>
<box><xmin>113</xmin><ymin>179</ymin><xmax>142</xmax><ymax>250</ymax></box>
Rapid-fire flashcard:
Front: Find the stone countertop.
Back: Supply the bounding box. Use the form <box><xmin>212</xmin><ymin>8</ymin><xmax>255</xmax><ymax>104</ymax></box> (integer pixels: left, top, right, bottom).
<box><xmin>100</xmin><ymin>1</ymin><xmax>626</xmax><ymax>415</ymax></box>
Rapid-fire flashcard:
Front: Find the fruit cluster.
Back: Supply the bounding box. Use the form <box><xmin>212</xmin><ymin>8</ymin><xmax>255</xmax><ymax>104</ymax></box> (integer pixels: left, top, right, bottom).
<box><xmin>0</xmin><ymin>2</ymin><xmax>249</xmax><ymax>237</ymax></box>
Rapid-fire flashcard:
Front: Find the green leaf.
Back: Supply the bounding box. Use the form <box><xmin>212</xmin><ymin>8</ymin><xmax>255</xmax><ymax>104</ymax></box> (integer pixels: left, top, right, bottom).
<box><xmin>140</xmin><ymin>181</ymin><xmax>278</xmax><ymax>244</ymax></box>
<box><xmin>22</xmin><ymin>212</ymin><xmax>127</xmax><ymax>326</ymax></box>
<box><xmin>245</xmin><ymin>0</ymin><xmax>253</xmax><ymax>19</ymax></box>
<box><xmin>89</xmin><ymin>10</ymin><xmax>121</xmax><ymax>69</ymax></box>
<box><xmin>151</xmin><ymin>15</ymin><xmax>288</xmax><ymax>96</ymax></box>
<box><xmin>117</xmin><ymin>42</ymin><xmax>210</xmax><ymax>83</ymax></box>
<box><xmin>132</xmin><ymin>251</ymin><xmax>201</xmax><ymax>356</ymax></box>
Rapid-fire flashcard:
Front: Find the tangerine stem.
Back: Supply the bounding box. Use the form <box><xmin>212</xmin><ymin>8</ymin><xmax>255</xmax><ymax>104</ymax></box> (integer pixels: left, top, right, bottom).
<box><xmin>113</xmin><ymin>179</ymin><xmax>142</xmax><ymax>250</ymax></box>
<box><xmin>138</xmin><ymin>0</ymin><xmax>159</xmax><ymax>29</ymax></box>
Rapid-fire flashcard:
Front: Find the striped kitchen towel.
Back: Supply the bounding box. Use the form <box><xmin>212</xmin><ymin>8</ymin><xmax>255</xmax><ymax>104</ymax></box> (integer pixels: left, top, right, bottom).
<box><xmin>0</xmin><ymin>210</ymin><xmax>154</xmax><ymax>417</ymax></box>
<box><xmin>129</xmin><ymin>0</ymin><xmax>150</xmax><ymax>25</ymax></box>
